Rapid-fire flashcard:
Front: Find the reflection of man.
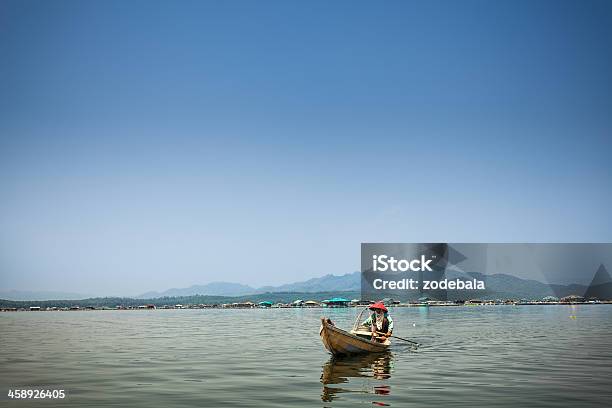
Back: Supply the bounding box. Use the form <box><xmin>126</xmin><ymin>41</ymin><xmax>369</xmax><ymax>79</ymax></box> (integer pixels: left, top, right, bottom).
<box><xmin>362</xmin><ymin>302</ymin><xmax>393</xmax><ymax>342</ymax></box>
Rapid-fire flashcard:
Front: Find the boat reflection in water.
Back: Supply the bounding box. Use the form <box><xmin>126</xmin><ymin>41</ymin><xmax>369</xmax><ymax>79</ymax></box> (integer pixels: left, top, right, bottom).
<box><xmin>321</xmin><ymin>352</ymin><xmax>394</xmax><ymax>405</ymax></box>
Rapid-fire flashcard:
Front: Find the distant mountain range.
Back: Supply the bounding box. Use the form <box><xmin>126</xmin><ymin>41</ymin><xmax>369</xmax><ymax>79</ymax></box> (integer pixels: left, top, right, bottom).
<box><xmin>137</xmin><ymin>282</ymin><xmax>256</xmax><ymax>298</ymax></box>
<box><xmin>139</xmin><ymin>266</ymin><xmax>611</xmax><ymax>300</ymax></box>
<box><xmin>136</xmin><ymin>272</ymin><xmax>361</xmax><ymax>298</ymax></box>
<box><xmin>0</xmin><ymin>273</ymin><xmax>361</xmax><ymax>301</ymax></box>
<box><xmin>3</xmin><ymin>265</ymin><xmax>610</xmax><ymax>302</ymax></box>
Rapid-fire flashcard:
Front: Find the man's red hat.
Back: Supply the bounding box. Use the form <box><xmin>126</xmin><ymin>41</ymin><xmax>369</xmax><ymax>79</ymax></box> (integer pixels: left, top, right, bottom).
<box><xmin>369</xmin><ymin>302</ymin><xmax>388</xmax><ymax>312</ymax></box>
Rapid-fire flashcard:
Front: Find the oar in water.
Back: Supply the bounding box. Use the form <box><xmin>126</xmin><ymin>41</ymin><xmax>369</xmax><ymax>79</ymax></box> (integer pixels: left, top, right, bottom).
<box><xmin>375</xmin><ymin>331</ymin><xmax>420</xmax><ymax>346</ymax></box>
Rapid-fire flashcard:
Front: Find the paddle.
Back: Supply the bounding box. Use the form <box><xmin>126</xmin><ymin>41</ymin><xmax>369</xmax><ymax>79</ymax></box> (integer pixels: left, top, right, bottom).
<box><xmin>375</xmin><ymin>331</ymin><xmax>420</xmax><ymax>346</ymax></box>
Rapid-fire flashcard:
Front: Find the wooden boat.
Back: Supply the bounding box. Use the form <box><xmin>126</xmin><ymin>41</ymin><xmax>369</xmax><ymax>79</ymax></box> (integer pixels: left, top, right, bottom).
<box><xmin>319</xmin><ymin>313</ymin><xmax>390</xmax><ymax>356</ymax></box>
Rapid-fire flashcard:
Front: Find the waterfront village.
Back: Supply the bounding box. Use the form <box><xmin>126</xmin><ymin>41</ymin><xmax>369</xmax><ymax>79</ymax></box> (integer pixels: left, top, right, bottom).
<box><xmin>1</xmin><ymin>295</ymin><xmax>610</xmax><ymax>312</ymax></box>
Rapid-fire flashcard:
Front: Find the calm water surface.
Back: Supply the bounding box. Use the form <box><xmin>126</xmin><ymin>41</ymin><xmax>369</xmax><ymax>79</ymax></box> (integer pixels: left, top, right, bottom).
<box><xmin>1</xmin><ymin>305</ymin><xmax>611</xmax><ymax>407</ymax></box>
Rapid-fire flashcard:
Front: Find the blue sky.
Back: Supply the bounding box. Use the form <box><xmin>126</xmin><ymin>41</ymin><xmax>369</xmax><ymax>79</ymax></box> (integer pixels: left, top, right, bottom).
<box><xmin>1</xmin><ymin>0</ymin><xmax>611</xmax><ymax>295</ymax></box>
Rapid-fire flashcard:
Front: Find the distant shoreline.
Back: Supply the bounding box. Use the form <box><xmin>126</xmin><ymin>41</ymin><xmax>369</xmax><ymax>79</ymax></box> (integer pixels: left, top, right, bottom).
<box><xmin>2</xmin><ymin>288</ymin><xmax>608</xmax><ymax>311</ymax></box>
<box><xmin>2</xmin><ymin>300</ymin><xmax>610</xmax><ymax>312</ymax></box>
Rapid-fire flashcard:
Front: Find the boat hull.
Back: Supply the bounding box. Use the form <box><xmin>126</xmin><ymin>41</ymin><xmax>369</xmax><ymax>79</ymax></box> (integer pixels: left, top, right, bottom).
<box><xmin>319</xmin><ymin>317</ymin><xmax>390</xmax><ymax>356</ymax></box>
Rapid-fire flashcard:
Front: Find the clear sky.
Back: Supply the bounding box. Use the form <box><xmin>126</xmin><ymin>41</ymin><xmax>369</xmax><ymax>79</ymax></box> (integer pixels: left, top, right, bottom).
<box><xmin>1</xmin><ymin>0</ymin><xmax>611</xmax><ymax>296</ymax></box>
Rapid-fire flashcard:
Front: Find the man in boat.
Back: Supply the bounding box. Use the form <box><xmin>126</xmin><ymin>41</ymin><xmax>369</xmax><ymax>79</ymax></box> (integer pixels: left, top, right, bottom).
<box><xmin>362</xmin><ymin>302</ymin><xmax>393</xmax><ymax>342</ymax></box>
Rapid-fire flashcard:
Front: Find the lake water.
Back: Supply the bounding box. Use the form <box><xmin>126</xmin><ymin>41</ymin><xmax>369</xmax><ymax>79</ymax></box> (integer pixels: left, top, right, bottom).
<box><xmin>1</xmin><ymin>305</ymin><xmax>611</xmax><ymax>407</ymax></box>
